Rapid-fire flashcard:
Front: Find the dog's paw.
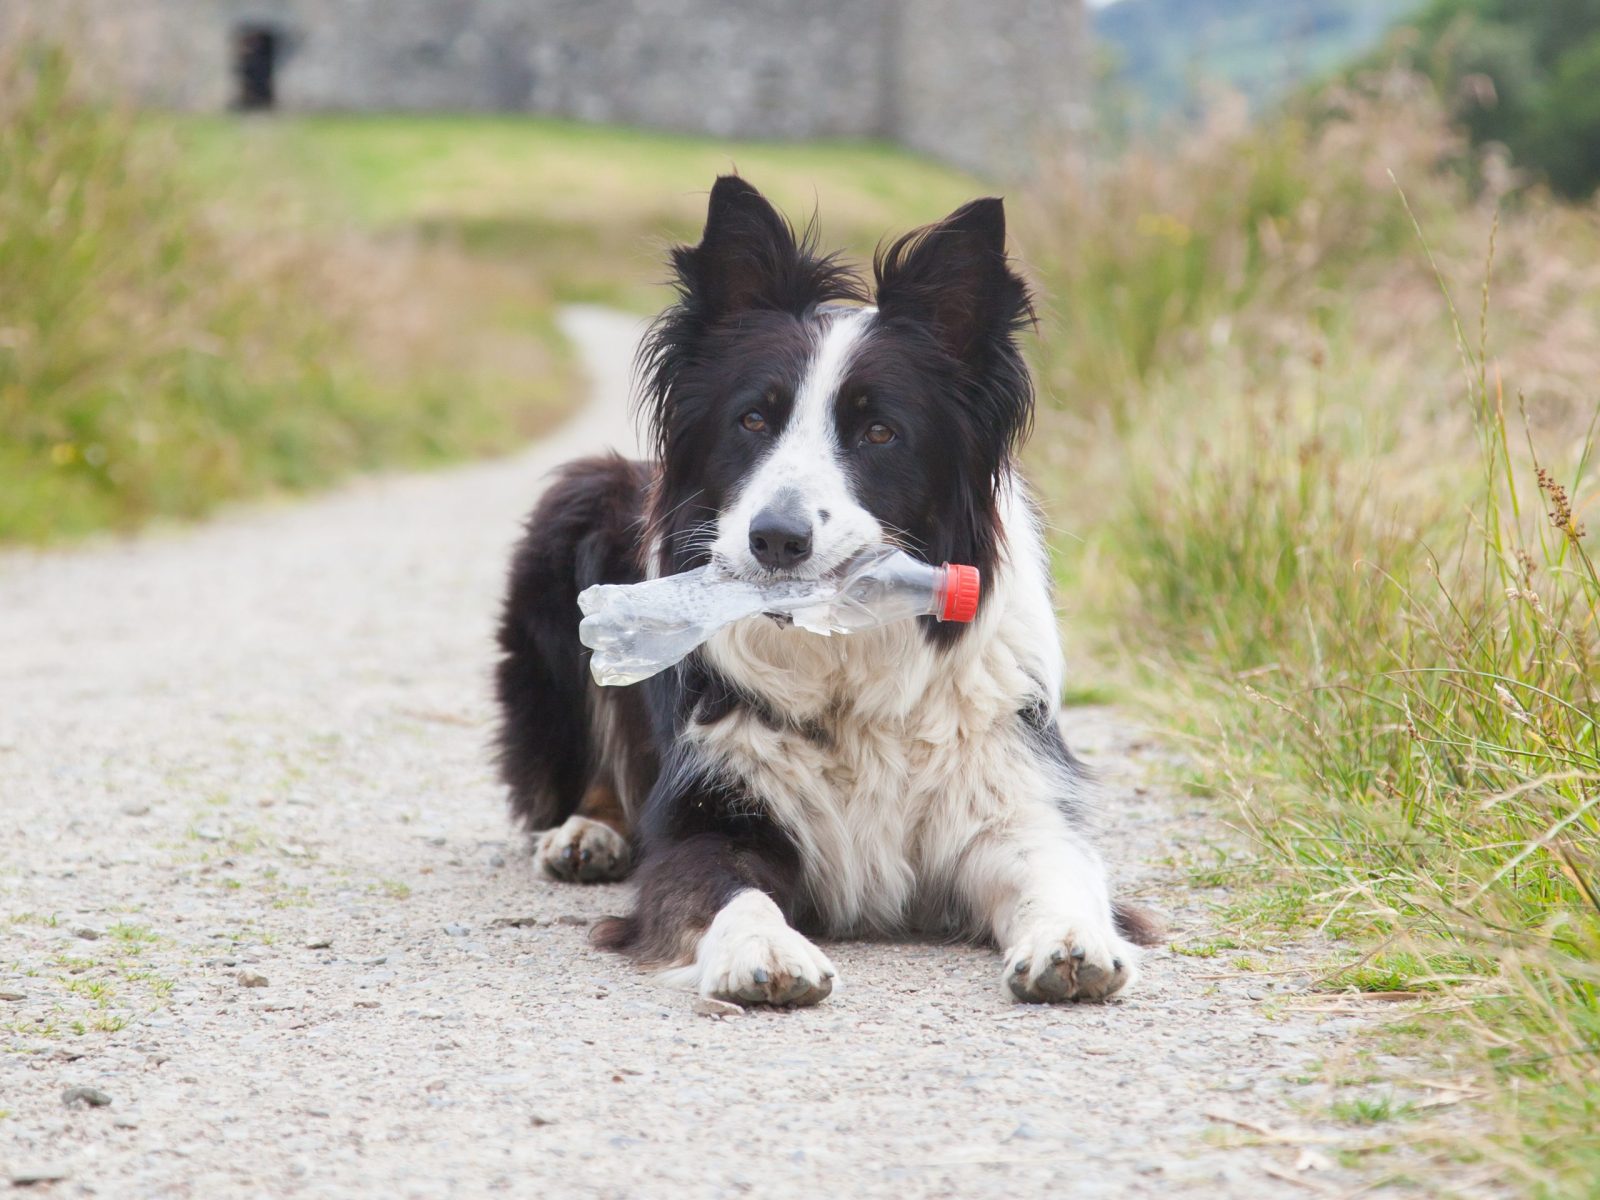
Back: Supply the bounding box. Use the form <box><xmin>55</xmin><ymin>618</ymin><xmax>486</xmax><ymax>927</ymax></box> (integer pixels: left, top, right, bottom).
<box><xmin>536</xmin><ymin>816</ymin><xmax>631</xmax><ymax>883</ymax></box>
<box><xmin>1003</xmin><ymin>920</ymin><xmax>1139</xmax><ymax>1003</ymax></box>
<box><xmin>667</xmin><ymin>890</ymin><xmax>836</xmax><ymax>1008</ymax></box>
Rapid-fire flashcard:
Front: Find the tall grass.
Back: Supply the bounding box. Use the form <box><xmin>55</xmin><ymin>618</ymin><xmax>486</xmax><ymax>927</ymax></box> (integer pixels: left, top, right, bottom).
<box><xmin>1026</xmin><ymin>71</ymin><xmax>1600</xmax><ymax>1194</ymax></box>
<box><xmin>0</xmin><ymin>43</ymin><xmax>570</xmax><ymax>542</ymax></box>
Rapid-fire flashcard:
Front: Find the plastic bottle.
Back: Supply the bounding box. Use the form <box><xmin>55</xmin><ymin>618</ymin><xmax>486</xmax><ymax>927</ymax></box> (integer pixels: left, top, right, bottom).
<box><xmin>578</xmin><ymin>546</ymin><xmax>981</xmax><ymax>686</ymax></box>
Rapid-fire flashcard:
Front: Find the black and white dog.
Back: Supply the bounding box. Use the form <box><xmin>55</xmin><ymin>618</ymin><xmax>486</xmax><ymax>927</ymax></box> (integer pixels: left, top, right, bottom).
<box><xmin>495</xmin><ymin>176</ymin><xmax>1155</xmax><ymax>1007</ymax></box>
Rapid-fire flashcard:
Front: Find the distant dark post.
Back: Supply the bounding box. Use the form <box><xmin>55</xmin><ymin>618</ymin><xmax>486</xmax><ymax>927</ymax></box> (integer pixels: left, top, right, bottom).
<box><xmin>233</xmin><ymin>25</ymin><xmax>278</xmax><ymax>110</ymax></box>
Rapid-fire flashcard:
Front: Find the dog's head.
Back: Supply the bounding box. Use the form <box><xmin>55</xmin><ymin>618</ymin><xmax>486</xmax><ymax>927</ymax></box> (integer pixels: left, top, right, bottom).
<box><xmin>639</xmin><ymin>176</ymin><xmax>1034</xmax><ymax>625</ymax></box>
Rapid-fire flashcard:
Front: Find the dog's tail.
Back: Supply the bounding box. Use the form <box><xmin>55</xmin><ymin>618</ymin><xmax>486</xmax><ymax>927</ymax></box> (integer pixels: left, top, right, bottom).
<box><xmin>1112</xmin><ymin>900</ymin><xmax>1164</xmax><ymax>948</ymax></box>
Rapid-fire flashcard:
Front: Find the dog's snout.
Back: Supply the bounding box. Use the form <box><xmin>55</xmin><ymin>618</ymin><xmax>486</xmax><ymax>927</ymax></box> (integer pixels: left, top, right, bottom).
<box><xmin>748</xmin><ymin>506</ymin><xmax>813</xmax><ymax>569</ymax></box>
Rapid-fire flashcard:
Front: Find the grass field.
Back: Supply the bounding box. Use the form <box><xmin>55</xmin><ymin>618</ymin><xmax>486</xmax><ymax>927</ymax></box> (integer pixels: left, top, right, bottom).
<box><xmin>0</xmin><ymin>46</ymin><xmax>592</xmax><ymax>542</ymax></box>
<box><xmin>165</xmin><ymin>114</ymin><xmax>982</xmax><ymax>312</ymax></box>
<box><xmin>0</xmin><ymin>37</ymin><xmax>980</xmax><ymax>543</ymax></box>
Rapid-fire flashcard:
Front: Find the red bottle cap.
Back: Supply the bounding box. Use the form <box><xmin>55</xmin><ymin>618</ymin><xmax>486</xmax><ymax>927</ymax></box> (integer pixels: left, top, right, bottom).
<box><xmin>939</xmin><ymin>564</ymin><xmax>981</xmax><ymax>622</ymax></box>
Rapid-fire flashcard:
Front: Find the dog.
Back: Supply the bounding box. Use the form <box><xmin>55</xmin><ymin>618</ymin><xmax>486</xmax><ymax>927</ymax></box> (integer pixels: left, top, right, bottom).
<box><xmin>495</xmin><ymin>176</ymin><xmax>1156</xmax><ymax>1007</ymax></box>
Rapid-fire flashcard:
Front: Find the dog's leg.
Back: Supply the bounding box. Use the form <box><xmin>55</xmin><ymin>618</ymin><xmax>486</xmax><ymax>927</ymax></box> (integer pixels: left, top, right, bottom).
<box><xmin>495</xmin><ymin>455</ymin><xmax>653</xmax><ymax>832</ymax></box>
<box><xmin>954</xmin><ymin>802</ymin><xmax>1142</xmax><ymax>1003</ymax></box>
<box><xmin>595</xmin><ymin>818</ymin><xmax>834</xmax><ymax>1008</ymax></box>
<box><xmin>536</xmin><ymin>784</ymin><xmax>632</xmax><ymax>883</ymax></box>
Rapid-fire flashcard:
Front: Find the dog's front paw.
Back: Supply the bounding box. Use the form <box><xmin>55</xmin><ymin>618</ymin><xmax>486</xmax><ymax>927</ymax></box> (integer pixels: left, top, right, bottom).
<box><xmin>536</xmin><ymin>815</ymin><xmax>631</xmax><ymax>883</ymax></box>
<box><xmin>1004</xmin><ymin>921</ymin><xmax>1138</xmax><ymax>1003</ymax></box>
<box><xmin>672</xmin><ymin>890</ymin><xmax>836</xmax><ymax>1007</ymax></box>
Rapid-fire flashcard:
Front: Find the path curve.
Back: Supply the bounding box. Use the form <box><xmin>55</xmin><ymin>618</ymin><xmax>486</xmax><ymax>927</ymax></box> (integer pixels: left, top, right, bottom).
<box><xmin>4</xmin><ymin>307</ymin><xmax>1401</xmax><ymax>1197</ymax></box>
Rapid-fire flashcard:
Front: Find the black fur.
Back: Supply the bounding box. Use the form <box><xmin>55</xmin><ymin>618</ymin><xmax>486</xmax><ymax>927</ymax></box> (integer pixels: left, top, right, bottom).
<box><xmin>493</xmin><ymin>454</ymin><xmax>655</xmax><ymax>830</ymax></box>
<box><xmin>592</xmin><ymin>745</ymin><xmax>807</xmax><ymax>966</ymax></box>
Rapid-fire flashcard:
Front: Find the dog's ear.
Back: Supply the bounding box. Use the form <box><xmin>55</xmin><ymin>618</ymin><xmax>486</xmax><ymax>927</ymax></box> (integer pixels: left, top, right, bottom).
<box><xmin>874</xmin><ymin>198</ymin><xmax>1034</xmax><ymax>364</ymax></box>
<box><xmin>677</xmin><ymin>177</ymin><xmax>793</xmax><ymax>318</ymax></box>
<box><xmin>637</xmin><ymin>177</ymin><xmax>863</xmax><ymax>463</ymax></box>
<box><xmin>670</xmin><ymin>175</ymin><xmax>860</xmax><ymax>321</ymax></box>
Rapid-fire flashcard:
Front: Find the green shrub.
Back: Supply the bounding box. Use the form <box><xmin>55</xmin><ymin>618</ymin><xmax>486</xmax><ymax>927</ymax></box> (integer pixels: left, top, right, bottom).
<box><xmin>1395</xmin><ymin>0</ymin><xmax>1600</xmax><ymax>198</ymax></box>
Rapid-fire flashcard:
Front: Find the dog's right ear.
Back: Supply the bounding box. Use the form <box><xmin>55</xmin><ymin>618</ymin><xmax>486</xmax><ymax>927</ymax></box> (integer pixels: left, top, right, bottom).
<box><xmin>675</xmin><ymin>176</ymin><xmax>797</xmax><ymax>320</ymax></box>
<box><xmin>668</xmin><ymin>175</ymin><xmax>862</xmax><ymax>323</ymax></box>
<box><xmin>638</xmin><ymin>176</ymin><xmax>862</xmax><ymax>461</ymax></box>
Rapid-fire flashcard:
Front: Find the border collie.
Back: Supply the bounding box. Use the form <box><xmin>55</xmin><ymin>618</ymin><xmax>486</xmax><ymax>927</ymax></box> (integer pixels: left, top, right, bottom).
<box><xmin>495</xmin><ymin>176</ymin><xmax>1155</xmax><ymax>1007</ymax></box>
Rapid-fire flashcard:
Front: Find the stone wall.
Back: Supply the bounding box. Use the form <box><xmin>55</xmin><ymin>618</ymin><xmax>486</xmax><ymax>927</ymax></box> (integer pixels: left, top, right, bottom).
<box><xmin>1</xmin><ymin>0</ymin><xmax>1086</xmax><ymax>178</ymax></box>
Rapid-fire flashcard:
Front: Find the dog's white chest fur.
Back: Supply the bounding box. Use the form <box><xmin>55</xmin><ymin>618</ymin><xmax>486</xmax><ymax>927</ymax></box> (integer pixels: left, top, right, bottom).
<box><xmin>691</xmin><ymin>483</ymin><xmax>1073</xmax><ymax>934</ymax></box>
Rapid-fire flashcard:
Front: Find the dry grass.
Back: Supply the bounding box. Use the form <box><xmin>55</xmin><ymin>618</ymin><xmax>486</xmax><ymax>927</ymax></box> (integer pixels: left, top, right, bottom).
<box><xmin>1023</xmin><ymin>70</ymin><xmax>1600</xmax><ymax>1194</ymax></box>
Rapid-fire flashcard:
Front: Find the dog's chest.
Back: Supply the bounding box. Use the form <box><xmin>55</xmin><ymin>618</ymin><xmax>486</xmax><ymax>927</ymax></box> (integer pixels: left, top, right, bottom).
<box><xmin>692</xmin><ymin>617</ymin><xmax>1049</xmax><ymax>933</ymax></box>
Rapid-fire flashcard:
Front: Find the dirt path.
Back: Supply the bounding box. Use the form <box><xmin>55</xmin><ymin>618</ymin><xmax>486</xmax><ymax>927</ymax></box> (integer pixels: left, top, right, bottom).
<box><xmin>3</xmin><ymin>307</ymin><xmax>1441</xmax><ymax>1197</ymax></box>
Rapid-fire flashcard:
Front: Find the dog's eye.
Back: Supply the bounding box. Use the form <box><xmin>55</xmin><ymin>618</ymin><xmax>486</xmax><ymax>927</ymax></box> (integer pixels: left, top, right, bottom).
<box><xmin>863</xmin><ymin>422</ymin><xmax>896</xmax><ymax>446</ymax></box>
<box><xmin>740</xmin><ymin>410</ymin><xmax>769</xmax><ymax>434</ymax></box>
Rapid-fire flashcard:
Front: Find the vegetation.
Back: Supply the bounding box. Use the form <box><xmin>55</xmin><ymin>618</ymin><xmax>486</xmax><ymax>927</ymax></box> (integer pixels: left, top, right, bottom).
<box><xmin>1392</xmin><ymin>0</ymin><xmax>1600</xmax><ymax>197</ymax></box>
<box><xmin>0</xmin><ymin>43</ymin><xmax>573</xmax><ymax>542</ymax></box>
<box><xmin>166</xmin><ymin>113</ymin><xmax>980</xmax><ymax>313</ymax></box>
<box><xmin>1093</xmin><ymin>0</ymin><xmax>1415</xmax><ymax>121</ymax></box>
<box><xmin>1023</xmin><ymin>70</ymin><xmax>1600</xmax><ymax>1194</ymax></box>
<box><xmin>1</xmin><ymin>41</ymin><xmax>978</xmax><ymax>542</ymax></box>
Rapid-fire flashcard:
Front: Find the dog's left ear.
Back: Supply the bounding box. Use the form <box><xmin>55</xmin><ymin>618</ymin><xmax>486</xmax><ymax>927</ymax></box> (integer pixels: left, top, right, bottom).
<box><xmin>874</xmin><ymin>198</ymin><xmax>1033</xmax><ymax>364</ymax></box>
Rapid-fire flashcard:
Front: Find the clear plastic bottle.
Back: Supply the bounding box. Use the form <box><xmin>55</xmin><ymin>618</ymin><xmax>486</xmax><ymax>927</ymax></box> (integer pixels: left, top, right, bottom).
<box><xmin>578</xmin><ymin>547</ymin><xmax>980</xmax><ymax>686</ymax></box>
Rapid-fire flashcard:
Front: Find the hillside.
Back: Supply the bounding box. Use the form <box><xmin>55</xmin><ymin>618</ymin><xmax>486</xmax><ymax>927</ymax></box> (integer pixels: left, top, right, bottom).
<box><xmin>1093</xmin><ymin>0</ymin><xmax>1418</xmax><ymax>115</ymax></box>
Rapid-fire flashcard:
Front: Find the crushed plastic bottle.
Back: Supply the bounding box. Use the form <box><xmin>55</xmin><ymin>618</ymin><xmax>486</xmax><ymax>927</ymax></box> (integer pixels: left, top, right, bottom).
<box><xmin>578</xmin><ymin>546</ymin><xmax>981</xmax><ymax>686</ymax></box>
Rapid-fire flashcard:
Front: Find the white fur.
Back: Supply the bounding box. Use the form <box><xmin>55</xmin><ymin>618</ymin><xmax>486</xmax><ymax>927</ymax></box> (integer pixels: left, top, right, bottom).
<box><xmin>660</xmin><ymin>889</ymin><xmax>836</xmax><ymax>1006</ymax></box>
<box><xmin>710</xmin><ymin>308</ymin><xmax>881</xmax><ymax>577</ymax></box>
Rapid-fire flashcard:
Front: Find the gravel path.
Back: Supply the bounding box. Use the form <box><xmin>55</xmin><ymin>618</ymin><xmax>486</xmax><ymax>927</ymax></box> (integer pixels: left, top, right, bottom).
<box><xmin>3</xmin><ymin>306</ymin><xmax>1457</xmax><ymax>1197</ymax></box>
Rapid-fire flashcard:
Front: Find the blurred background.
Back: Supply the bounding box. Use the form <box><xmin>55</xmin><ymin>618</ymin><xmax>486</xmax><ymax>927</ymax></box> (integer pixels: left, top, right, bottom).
<box><xmin>2</xmin><ymin>1</ymin><xmax>1597</xmax><ymax>1192</ymax></box>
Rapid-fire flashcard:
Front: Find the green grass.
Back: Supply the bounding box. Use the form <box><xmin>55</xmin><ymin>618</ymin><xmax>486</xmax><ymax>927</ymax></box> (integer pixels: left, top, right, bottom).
<box><xmin>1025</xmin><ymin>70</ymin><xmax>1600</xmax><ymax>1195</ymax></box>
<box><xmin>165</xmin><ymin>112</ymin><xmax>982</xmax><ymax>312</ymax></box>
<box><xmin>1331</xmin><ymin>1093</ymin><xmax>1418</xmax><ymax>1126</ymax></box>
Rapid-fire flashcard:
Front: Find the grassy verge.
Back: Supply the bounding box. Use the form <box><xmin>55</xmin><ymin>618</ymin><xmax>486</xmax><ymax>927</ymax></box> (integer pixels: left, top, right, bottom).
<box><xmin>1025</xmin><ymin>75</ymin><xmax>1599</xmax><ymax>1193</ymax></box>
<box><xmin>0</xmin><ymin>43</ymin><xmax>583</xmax><ymax>543</ymax></box>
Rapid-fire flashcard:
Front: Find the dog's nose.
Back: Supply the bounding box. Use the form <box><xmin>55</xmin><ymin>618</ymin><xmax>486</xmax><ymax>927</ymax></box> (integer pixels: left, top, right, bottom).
<box><xmin>748</xmin><ymin>507</ymin><xmax>813</xmax><ymax>569</ymax></box>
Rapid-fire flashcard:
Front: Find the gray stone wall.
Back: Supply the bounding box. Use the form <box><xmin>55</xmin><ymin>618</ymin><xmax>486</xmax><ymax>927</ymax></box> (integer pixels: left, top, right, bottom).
<box><xmin>1</xmin><ymin>0</ymin><xmax>1086</xmax><ymax>178</ymax></box>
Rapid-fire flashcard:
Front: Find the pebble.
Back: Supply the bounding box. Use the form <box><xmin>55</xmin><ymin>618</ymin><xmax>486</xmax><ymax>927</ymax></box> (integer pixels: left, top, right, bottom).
<box><xmin>692</xmin><ymin>997</ymin><xmax>744</xmax><ymax>1019</ymax></box>
<box><xmin>0</xmin><ymin>989</ymin><xmax>26</xmax><ymax>1001</ymax></box>
<box><xmin>120</xmin><ymin>803</ymin><xmax>151</xmax><ymax>817</ymax></box>
<box><xmin>305</xmin><ymin>937</ymin><xmax>333</xmax><ymax>950</ymax></box>
<box><xmin>237</xmin><ymin>971</ymin><xmax>269</xmax><ymax>988</ymax></box>
<box><xmin>9</xmin><ymin>1165</ymin><xmax>71</xmax><ymax>1185</ymax></box>
<box><xmin>62</xmin><ymin>1086</ymin><xmax>113</xmax><ymax>1109</ymax></box>
<box><xmin>555</xmin><ymin>915</ymin><xmax>589</xmax><ymax>927</ymax></box>
<box><xmin>72</xmin><ymin>926</ymin><xmax>102</xmax><ymax>941</ymax></box>
<box><xmin>443</xmin><ymin>922</ymin><xmax>470</xmax><ymax>937</ymax></box>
